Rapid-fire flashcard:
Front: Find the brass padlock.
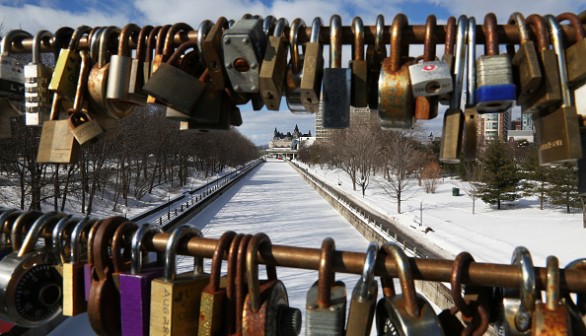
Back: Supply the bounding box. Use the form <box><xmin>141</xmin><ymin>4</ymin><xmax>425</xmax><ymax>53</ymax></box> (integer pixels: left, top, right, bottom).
<box><xmin>62</xmin><ymin>217</ymin><xmax>96</xmax><ymax>317</ymax></box>
<box><xmin>120</xmin><ymin>224</ymin><xmax>164</xmax><ymax>336</ymax></box>
<box><xmin>509</xmin><ymin>12</ymin><xmax>543</xmax><ymax>106</ymax></box>
<box><xmin>440</xmin><ymin>15</ymin><xmax>467</xmax><ymax>163</ymax></box>
<box><xmin>378</xmin><ymin>14</ymin><xmax>415</xmax><ymax>129</ymax></box>
<box><xmin>49</xmin><ymin>25</ymin><xmax>91</xmax><ymax>101</ymax></box>
<box><xmin>557</xmin><ymin>13</ymin><xmax>586</xmax><ymax>86</ymax></box>
<box><xmin>531</xmin><ymin>256</ymin><xmax>571</xmax><ymax>335</ymax></box>
<box><xmin>350</xmin><ymin>16</ymin><xmax>368</xmax><ymax>108</ymax></box>
<box><xmin>203</xmin><ymin>17</ymin><xmax>230</xmax><ymax>91</ymax></box>
<box><xmin>242</xmin><ymin>233</ymin><xmax>301</xmax><ymax>336</ymax></box>
<box><xmin>346</xmin><ymin>242</ymin><xmax>379</xmax><ymax>336</ymax></box>
<box><xmin>300</xmin><ymin>17</ymin><xmax>324</xmax><ymax>113</ymax></box>
<box><xmin>198</xmin><ymin>231</ymin><xmax>236</xmax><ymax>336</ymax></box>
<box><xmin>149</xmin><ymin>224</ymin><xmax>209</xmax><ymax>336</ymax></box>
<box><xmin>127</xmin><ymin>25</ymin><xmax>153</xmax><ymax>103</ymax></box>
<box><xmin>285</xmin><ymin>18</ymin><xmax>308</xmax><ymax>113</ymax></box>
<box><xmin>0</xmin><ymin>211</ymin><xmax>66</xmax><ymax>327</ymax></box>
<box><xmin>36</xmin><ymin>93</ymin><xmax>80</xmax><ymax>164</ymax></box>
<box><xmin>259</xmin><ymin>18</ymin><xmax>289</xmax><ymax>111</ymax></box>
<box><xmin>24</xmin><ymin>30</ymin><xmax>54</xmax><ymax>126</ymax></box>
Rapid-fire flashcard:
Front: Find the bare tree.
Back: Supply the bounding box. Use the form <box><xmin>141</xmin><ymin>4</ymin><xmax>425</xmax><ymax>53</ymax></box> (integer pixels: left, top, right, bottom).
<box><xmin>421</xmin><ymin>161</ymin><xmax>441</xmax><ymax>193</ymax></box>
<box><xmin>462</xmin><ymin>163</ymin><xmax>483</xmax><ymax>214</ymax></box>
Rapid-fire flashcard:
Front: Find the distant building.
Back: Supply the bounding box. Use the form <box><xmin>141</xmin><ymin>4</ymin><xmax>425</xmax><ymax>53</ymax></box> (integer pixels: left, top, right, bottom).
<box><xmin>521</xmin><ymin>112</ymin><xmax>534</xmax><ymax>131</ymax></box>
<box><xmin>269</xmin><ymin>125</ymin><xmax>313</xmax><ymax>150</ymax></box>
<box><xmin>507</xmin><ymin>130</ymin><xmax>534</xmax><ymax>143</ymax></box>
<box><xmin>478</xmin><ymin>110</ymin><xmax>512</xmax><ymax>144</ymax></box>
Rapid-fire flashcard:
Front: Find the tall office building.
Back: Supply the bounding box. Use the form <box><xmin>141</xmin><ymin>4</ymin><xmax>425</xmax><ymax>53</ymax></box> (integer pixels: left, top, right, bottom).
<box><xmin>479</xmin><ymin>110</ymin><xmax>512</xmax><ymax>143</ymax></box>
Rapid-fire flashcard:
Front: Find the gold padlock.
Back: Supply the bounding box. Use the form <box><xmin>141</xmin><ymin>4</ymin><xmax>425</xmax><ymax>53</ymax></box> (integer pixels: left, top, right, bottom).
<box><xmin>36</xmin><ymin>92</ymin><xmax>79</xmax><ymax>164</ymax></box>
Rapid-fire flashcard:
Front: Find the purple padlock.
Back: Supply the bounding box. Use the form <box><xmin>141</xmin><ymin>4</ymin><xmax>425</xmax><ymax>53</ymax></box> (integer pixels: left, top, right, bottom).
<box><xmin>120</xmin><ymin>224</ymin><xmax>164</xmax><ymax>336</ymax></box>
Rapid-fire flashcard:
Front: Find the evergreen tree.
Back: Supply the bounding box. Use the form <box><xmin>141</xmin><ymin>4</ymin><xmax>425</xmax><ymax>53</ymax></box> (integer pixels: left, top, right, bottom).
<box><xmin>546</xmin><ymin>162</ymin><xmax>581</xmax><ymax>213</ymax></box>
<box><xmin>521</xmin><ymin>149</ymin><xmax>551</xmax><ymax>210</ymax></box>
<box><xmin>478</xmin><ymin>140</ymin><xmax>520</xmax><ymax>209</ymax></box>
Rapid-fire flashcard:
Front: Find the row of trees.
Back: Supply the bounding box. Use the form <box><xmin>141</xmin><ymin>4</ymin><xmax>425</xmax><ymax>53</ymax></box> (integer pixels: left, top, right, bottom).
<box><xmin>297</xmin><ymin>123</ymin><xmax>583</xmax><ymax>218</ymax></box>
<box><xmin>0</xmin><ymin>106</ymin><xmax>259</xmax><ymax>214</ymax></box>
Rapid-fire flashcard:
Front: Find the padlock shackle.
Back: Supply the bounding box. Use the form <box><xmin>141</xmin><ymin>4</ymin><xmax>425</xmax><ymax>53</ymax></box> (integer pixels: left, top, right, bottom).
<box><xmin>290</xmin><ymin>18</ymin><xmax>306</xmax><ymax>74</ymax></box>
<box><xmin>390</xmin><ymin>13</ymin><xmax>408</xmax><ymax>72</ymax></box>
<box><xmin>444</xmin><ymin>16</ymin><xmax>456</xmax><ymax>55</ymax></box>
<box><xmin>382</xmin><ymin>242</ymin><xmax>420</xmax><ymax>318</ymax></box>
<box><xmin>246</xmin><ymin>233</ymin><xmax>277</xmax><ymax>313</ymax></box>
<box><xmin>167</xmin><ymin>41</ymin><xmax>199</xmax><ymax>66</ymax></box>
<box><xmin>375</xmin><ymin>14</ymin><xmax>385</xmax><ymax>55</ymax></box>
<box><xmin>0</xmin><ymin>209</ymin><xmax>22</xmax><ymax>247</ymax></box>
<box><xmin>135</xmin><ymin>25</ymin><xmax>153</xmax><ymax>62</ymax></box>
<box><xmin>164</xmin><ymin>224</ymin><xmax>203</xmax><ymax>281</ymax></box>
<box><xmin>32</xmin><ymin>30</ymin><xmax>53</xmax><ymax>65</ymax></box>
<box><xmin>89</xmin><ymin>26</ymin><xmax>104</xmax><ymax>61</ymax></box>
<box><xmin>545</xmin><ymin>256</ymin><xmax>560</xmax><ymax>311</ymax></box>
<box><xmin>352</xmin><ymin>16</ymin><xmax>365</xmax><ymax>61</ymax></box>
<box><xmin>355</xmin><ymin>241</ymin><xmax>378</xmax><ymax>299</ymax></box>
<box><xmin>226</xmin><ymin>234</ymin><xmax>244</xmax><ymax>318</ymax></box>
<box><xmin>510</xmin><ymin>246</ymin><xmax>536</xmax><ymax>332</ymax></box>
<box><xmin>545</xmin><ymin>14</ymin><xmax>573</xmax><ymax>107</ymax></box>
<box><xmin>92</xmin><ymin>216</ymin><xmax>127</xmax><ymax>279</ymax></box>
<box><xmin>70</xmin><ymin>217</ymin><xmax>95</xmax><ymax>264</ymax></box>
<box><xmin>131</xmin><ymin>224</ymin><xmax>163</xmax><ymax>275</ymax></box>
<box><xmin>330</xmin><ymin>15</ymin><xmax>342</xmax><ymax>68</ymax></box>
<box><xmin>467</xmin><ymin>16</ymin><xmax>476</xmax><ymax>107</ymax></box>
<box><xmin>450</xmin><ymin>252</ymin><xmax>475</xmax><ymax>318</ymax></box>
<box><xmin>263</xmin><ymin>15</ymin><xmax>277</xmax><ymax>36</ymax></box>
<box><xmin>11</xmin><ymin>210</ymin><xmax>43</xmax><ymax>251</ymax></box>
<box><xmin>274</xmin><ymin>17</ymin><xmax>289</xmax><ymax>38</ymax></box>
<box><xmin>209</xmin><ymin>231</ymin><xmax>236</xmax><ymax>292</ymax></box>
<box><xmin>423</xmin><ymin>15</ymin><xmax>437</xmax><ymax>62</ymax></box>
<box><xmin>483</xmin><ymin>13</ymin><xmax>499</xmax><ymax>56</ymax></box>
<box><xmin>118</xmin><ymin>23</ymin><xmax>141</xmax><ymax>57</ymax></box>
<box><xmin>451</xmin><ymin>15</ymin><xmax>468</xmax><ymax>110</ymax></box>
<box><xmin>112</xmin><ymin>221</ymin><xmax>138</xmax><ymax>274</ymax></box>
<box><xmin>197</xmin><ymin>20</ymin><xmax>213</xmax><ymax>53</ymax></box>
<box><xmin>235</xmin><ymin>234</ymin><xmax>252</xmax><ymax>334</ymax></box>
<box><xmin>52</xmin><ymin>26</ymin><xmax>74</xmax><ymax>56</ymax></box>
<box><xmin>155</xmin><ymin>25</ymin><xmax>171</xmax><ymax>56</ymax></box>
<box><xmin>556</xmin><ymin>12</ymin><xmax>586</xmax><ymax>41</ymax></box>
<box><xmin>51</xmin><ymin>215</ymin><xmax>75</xmax><ymax>264</ymax></box>
<box><xmin>98</xmin><ymin>26</ymin><xmax>121</xmax><ymax>68</ymax></box>
<box><xmin>72</xmin><ymin>50</ymin><xmax>91</xmax><ymax>113</ymax></box>
<box><xmin>68</xmin><ymin>25</ymin><xmax>92</xmax><ymax>50</ymax></box>
<box><xmin>164</xmin><ymin>22</ymin><xmax>193</xmax><ymax>57</ymax></box>
<box><xmin>317</xmin><ymin>237</ymin><xmax>335</xmax><ymax>308</ymax></box>
<box><xmin>526</xmin><ymin>14</ymin><xmax>551</xmax><ymax>52</ymax></box>
<box><xmin>309</xmin><ymin>17</ymin><xmax>322</xmax><ymax>44</ymax></box>
<box><xmin>18</xmin><ymin>211</ymin><xmax>66</xmax><ymax>257</ymax></box>
<box><xmin>1</xmin><ymin>29</ymin><xmax>32</xmax><ymax>57</ymax></box>
<box><xmin>86</xmin><ymin>218</ymin><xmax>104</xmax><ymax>265</ymax></box>
<box><xmin>508</xmin><ymin>13</ymin><xmax>531</xmax><ymax>45</ymax></box>
<box><xmin>564</xmin><ymin>258</ymin><xmax>586</xmax><ymax>314</ymax></box>
<box><xmin>145</xmin><ymin>26</ymin><xmax>162</xmax><ymax>63</ymax></box>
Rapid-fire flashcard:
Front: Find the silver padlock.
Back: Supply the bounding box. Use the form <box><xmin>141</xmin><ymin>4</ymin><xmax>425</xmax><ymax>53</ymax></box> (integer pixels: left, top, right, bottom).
<box><xmin>24</xmin><ymin>30</ymin><xmax>54</xmax><ymax>126</ymax></box>
<box><xmin>496</xmin><ymin>246</ymin><xmax>536</xmax><ymax>335</ymax></box>
<box><xmin>106</xmin><ymin>23</ymin><xmax>141</xmax><ymax>103</ymax></box>
<box><xmin>375</xmin><ymin>243</ymin><xmax>444</xmax><ymax>336</ymax></box>
<box><xmin>409</xmin><ymin>61</ymin><xmax>453</xmax><ymax>97</ymax></box>
<box><xmin>305</xmin><ymin>238</ymin><xmax>347</xmax><ymax>335</ymax></box>
<box><xmin>223</xmin><ymin>17</ymin><xmax>267</xmax><ymax>93</ymax></box>
<box><xmin>0</xmin><ymin>30</ymin><xmax>32</xmax><ymax>115</ymax></box>
<box><xmin>0</xmin><ymin>211</ymin><xmax>66</xmax><ymax>327</ymax></box>
<box><xmin>346</xmin><ymin>242</ymin><xmax>379</xmax><ymax>336</ymax></box>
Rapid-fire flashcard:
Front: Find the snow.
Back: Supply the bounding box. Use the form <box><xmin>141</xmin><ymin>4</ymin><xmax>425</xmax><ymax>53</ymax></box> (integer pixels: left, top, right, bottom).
<box><xmin>295</xmin><ymin>161</ymin><xmax>586</xmax><ymax>268</ymax></box>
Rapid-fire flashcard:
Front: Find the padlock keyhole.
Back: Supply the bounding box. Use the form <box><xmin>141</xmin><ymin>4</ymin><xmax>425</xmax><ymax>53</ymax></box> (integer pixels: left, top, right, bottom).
<box><xmin>38</xmin><ymin>283</ymin><xmax>61</xmax><ymax>307</ymax></box>
<box><xmin>234</xmin><ymin>58</ymin><xmax>250</xmax><ymax>72</ymax></box>
<box><xmin>425</xmin><ymin>81</ymin><xmax>441</xmax><ymax>95</ymax></box>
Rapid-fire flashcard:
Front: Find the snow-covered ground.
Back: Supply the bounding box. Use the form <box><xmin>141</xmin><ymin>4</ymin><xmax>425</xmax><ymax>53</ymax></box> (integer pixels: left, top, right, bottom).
<box><xmin>295</xmin><ymin>160</ymin><xmax>586</xmax><ymax>268</ymax></box>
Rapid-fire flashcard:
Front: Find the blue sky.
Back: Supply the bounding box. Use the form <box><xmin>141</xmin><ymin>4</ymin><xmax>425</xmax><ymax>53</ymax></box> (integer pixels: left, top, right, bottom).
<box><xmin>2</xmin><ymin>0</ymin><xmax>585</xmax><ymax>145</ymax></box>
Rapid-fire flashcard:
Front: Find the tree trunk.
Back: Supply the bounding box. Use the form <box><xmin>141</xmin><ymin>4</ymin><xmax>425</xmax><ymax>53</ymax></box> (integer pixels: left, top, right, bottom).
<box><xmin>53</xmin><ymin>165</ymin><xmax>59</xmax><ymax>211</ymax></box>
<box><xmin>497</xmin><ymin>198</ymin><xmax>501</xmax><ymax>210</ymax></box>
<box><xmin>472</xmin><ymin>198</ymin><xmax>476</xmax><ymax>215</ymax></box>
<box><xmin>582</xmin><ymin>196</ymin><xmax>586</xmax><ymax>229</ymax></box>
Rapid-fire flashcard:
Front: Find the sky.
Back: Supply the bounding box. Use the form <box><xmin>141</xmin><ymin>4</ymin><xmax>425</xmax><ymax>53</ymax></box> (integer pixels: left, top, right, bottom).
<box><xmin>2</xmin><ymin>0</ymin><xmax>586</xmax><ymax>145</ymax></box>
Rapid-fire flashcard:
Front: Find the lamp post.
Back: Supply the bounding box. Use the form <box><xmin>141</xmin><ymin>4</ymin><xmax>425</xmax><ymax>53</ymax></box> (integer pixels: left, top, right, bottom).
<box><xmin>122</xmin><ymin>206</ymin><xmax>128</xmax><ymax>219</ymax></box>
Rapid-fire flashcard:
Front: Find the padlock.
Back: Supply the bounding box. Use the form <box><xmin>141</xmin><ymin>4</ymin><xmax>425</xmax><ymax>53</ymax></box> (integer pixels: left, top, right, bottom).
<box><xmin>180</xmin><ymin>73</ymin><xmax>223</xmax><ymax>124</ymax></box>
<box><xmin>350</xmin><ymin>16</ymin><xmax>368</xmax><ymax>108</ymax></box>
<box><xmin>142</xmin><ymin>41</ymin><xmax>206</xmax><ymax>115</ymax></box>
<box><xmin>62</xmin><ymin>217</ymin><xmax>96</xmax><ymax>316</ymax></box>
<box><xmin>285</xmin><ymin>18</ymin><xmax>308</xmax><ymax>114</ymax></box>
<box><xmin>84</xmin><ymin>219</ymin><xmax>104</xmax><ymax>303</ymax></box>
<box><xmin>106</xmin><ymin>23</ymin><xmax>141</xmax><ymax>103</ymax></box>
<box><xmin>306</xmin><ymin>238</ymin><xmax>347</xmax><ymax>335</ymax></box>
<box><xmin>126</xmin><ymin>25</ymin><xmax>153</xmax><ymax>104</ymax></box>
<box><xmin>143</xmin><ymin>26</ymin><xmax>163</xmax><ymax>83</ymax></box>
<box><xmin>198</xmin><ymin>230</ymin><xmax>236</xmax><ymax>336</ymax></box>
<box><xmin>51</xmin><ymin>214</ymin><xmax>78</xmax><ymax>277</ymax></box>
<box><xmin>203</xmin><ymin>17</ymin><xmax>230</xmax><ymax>91</ymax></box>
<box><xmin>49</xmin><ymin>25</ymin><xmax>91</xmax><ymax>101</ymax></box>
<box><xmin>120</xmin><ymin>224</ymin><xmax>164</xmax><ymax>336</ymax></box>
<box><xmin>300</xmin><ymin>17</ymin><xmax>324</xmax><ymax>113</ymax></box>
<box><xmin>111</xmin><ymin>221</ymin><xmax>139</xmax><ymax>290</ymax></box>
<box><xmin>411</xmin><ymin>15</ymin><xmax>446</xmax><ymax>121</ymax></box>
<box><xmin>259</xmin><ymin>18</ymin><xmax>289</xmax><ymax>111</ymax></box>
<box><xmin>532</xmin><ymin>256</ymin><xmax>571</xmax><ymax>335</ymax></box>
<box><xmin>496</xmin><ymin>246</ymin><xmax>536</xmax><ymax>335</ymax></box>
<box><xmin>462</xmin><ymin>17</ymin><xmax>479</xmax><ymax>161</ymax></box>
<box><xmin>223</xmin><ymin>17</ymin><xmax>267</xmax><ymax>93</ymax></box>
<box><xmin>242</xmin><ymin>233</ymin><xmax>301</xmax><ymax>336</ymax></box>
<box><xmin>563</xmin><ymin>259</ymin><xmax>586</xmax><ymax>334</ymax></box>
<box><xmin>323</xmin><ymin>15</ymin><xmax>351</xmax><ymax>128</ymax></box>
<box><xmin>508</xmin><ymin>12</ymin><xmax>543</xmax><ymax>106</ymax></box>
<box><xmin>149</xmin><ymin>224</ymin><xmax>209</xmax><ymax>336</ymax></box>
<box><xmin>375</xmin><ymin>243</ymin><xmax>444</xmax><ymax>335</ymax></box>
<box><xmin>475</xmin><ymin>13</ymin><xmax>517</xmax><ymax>113</ymax></box>
<box><xmin>0</xmin><ymin>30</ymin><xmax>32</xmax><ymax>107</ymax></box>
<box><xmin>69</xmin><ymin>50</ymin><xmax>104</xmax><ymax>145</ymax></box>
<box><xmin>366</xmin><ymin>14</ymin><xmax>386</xmax><ymax>111</ymax></box>
<box><xmin>88</xmin><ymin>26</ymin><xmax>137</xmax><ymax>121</ymax></box>
<box><xmin>87</xmin><ymin>216</ymin><xmax>128</xmax><ymax>336</ymax></box>
<box><xmin>10</xmin><ymin>211</ymin><xmax>43</xmax><ymax>252</ymax></box>
<box><xmin>374</xmin><ymin>244</ymin><xmax>399</xmax><ymax>335</ymax></box>
<box><xmin>227</xmin><ymin>234</ymin><xmax>250</xmax><ymax>335</ymax></box>
<box><xmin>378</xmin><ymin>14</ymin><xmax>415</xmax><ymax>129</ymax></box>
<box><xmin>522</xmin><ymin>14</ymin><xmax>562</xmax><ymax>114</ymax></box>
<box><xmin>24</xmin><ymin>30</ymin><xmax>54</xmax><ymax>126</ymax></box>
<box><xmin>439</xmin><ymin>16</ymin><xmax>456</xmax><ymax>106</ymax></box>
<box><xmin>346</xmin><ymin>242</ymin><xmax>379</xmax><ymax>336</ymax></box>
<box><xmin>0</xmin><ymin>211</ymin><xmax>66</xmax><ymax>327</ymax></box>
<box><xmin>0</xmin><ymin>209</ymin><xmax>22</xmax><ymax>259</ymax></box>
<box><xmin>36</xmin><ymin>93</ymin><xmax>80</xmax><ymax>164</ymax></box>
<box><xmin>440</xmin><ymin>15</ymin><xmax>467</xmax><ymax>164</ymax></box>
<box><xmin>532</xmin><ymin>15</ymin><xmax>582</xmax><ymax>165</ymax></box>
